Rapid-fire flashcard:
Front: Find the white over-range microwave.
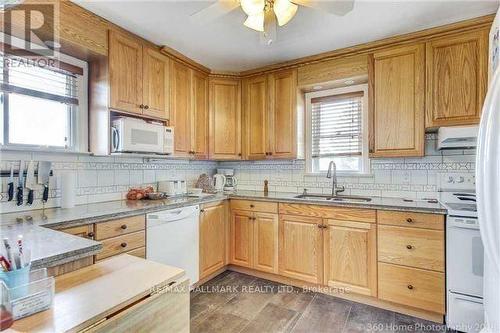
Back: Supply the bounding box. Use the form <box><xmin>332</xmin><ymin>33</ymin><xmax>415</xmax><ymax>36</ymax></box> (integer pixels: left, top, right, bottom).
<box><xmin>111</xmin><ymin>117</ymin><xmax>174</xmax><ymax>155</ymax></box>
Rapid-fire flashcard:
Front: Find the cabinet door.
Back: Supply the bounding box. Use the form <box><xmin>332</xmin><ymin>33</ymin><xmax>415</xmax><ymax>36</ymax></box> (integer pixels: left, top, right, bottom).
<box><xmin>209</xmin><ymin>78</ymin><xmax>242</xmax><ymax>160</ymax></box>
<box><xmin>370</xmin><ymin>44</ymin><xmax>425</xmax><ymax>157</ymax></box>
<box><xmin>243</xmin><ymin>75</ymin><xmax>268</xmax><ymax>160</ymax></box>
<box><xmin>142</xmin><ymin>47</ymin><xmax>170</xmax><ymax>121</ymax></box>
<box><xmin>191</xmin><ymin>70</ymin><xmax>209</xmax><ymax>159</ymax></box>
<box><xmin>170</xmin><ymin>61</ymin><xmax>192</xmax><ymax>158</ymax></box>
<box><xmin>109</xmin><ymin>30</ymin><xmax>143</xmax><ymax>114</ymax></box>
<box><xmin>426</xmin><ymin>29</ymin><xmax>488</xmax><ymax>128</ymax></box>
<box><xmin>60</xmin><ymin>224</ymin><xmax>94</xmax><ymax>239</ymax></box>
<box><xmin>278</xmin><ymin>214</ymin><xmax>323</xmax><ymax>284</ymax></box>
<box><xmin>324</xmin><ymin>220</ymin><xmax>377</xmax><ymax>297</ymax></box>
<box><xmin>268</xmin><ymin>69</ymin><xmax>297</xmax><ymax>159</ymax></box>
<box><xmin>230</xmin><ymin>209</ymin><xmax>253</xmax><ymax>268</ymax></box>
<box><xmin>253</xmin><ymin>212</ymin><xmax>278</xmax><ymax>274</ymax></box>
<box><xmin>199</xmin><ymin>203</ymin><xmax>226</xmax><ymax>279</ymax></box>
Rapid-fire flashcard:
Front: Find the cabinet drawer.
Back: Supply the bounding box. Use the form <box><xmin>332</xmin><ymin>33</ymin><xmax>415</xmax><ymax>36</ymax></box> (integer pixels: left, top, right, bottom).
<box><xmin>231</xmin><ymin>200</ymin><xmax>278</xmax><ymax>213</ymax></box>
<box><xmin>378</xmin><ymin>263</ymin><xmax>445</xmax><ymax>314</ymax></box>
<box><xmin>378</xmin><ymin>211</ymin><xmax>444</xmax><ymax>230</ymax></box>
<box><xmin>96</xmin><ymin>231</ymin><xmax>145</xmax><ymax>261</ymax></box>
<box><xmin>279</xmin><ymin>203</ymin><xmax>376</xmax><ymax>223</ymax></box>
<box><xmin>95</xmin><ymin>215</ymin><xmax>145</xmax><ymax>240</ymax></box>
<box><xmin>378</xmin><ymin>225</ymin><xmax>444</xmax><ymax>272</ymax></box>
<box><xmin>127</xmin><ymin>246</ymin><xmax>146</xmax><ymax>259</ymax></box>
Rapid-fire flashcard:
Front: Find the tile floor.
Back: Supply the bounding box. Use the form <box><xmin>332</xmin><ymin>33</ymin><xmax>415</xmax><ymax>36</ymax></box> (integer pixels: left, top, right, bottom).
<box><xmin>190</xmin><ymin>271</ymin><xmax>452</xmax><ymax>333</ymax></box>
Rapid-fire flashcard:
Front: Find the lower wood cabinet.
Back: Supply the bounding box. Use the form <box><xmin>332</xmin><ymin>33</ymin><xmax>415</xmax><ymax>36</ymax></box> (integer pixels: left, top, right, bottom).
<box><xmin>199</xmin><ymin>203</ymin><xmax>226</xmax><ymax>279</ymax></box>
<box><xmin>323</xmin><ymin>219</ymin><xmax>377</xmax><ymax>297</ymax></box>
<box><xmin>278</xmin><ymin>214</ymin><xmax>323</xmax><ymax>284</ymax></box>
<box><xmin>230</xmin><ymin>209</ymin><xmax>278</xmax><ymax>273</ymax></box>
<box><xmin>60</xmin><ymin>224</ymin><xmax>94</xmax><ymax>239</ymax></box>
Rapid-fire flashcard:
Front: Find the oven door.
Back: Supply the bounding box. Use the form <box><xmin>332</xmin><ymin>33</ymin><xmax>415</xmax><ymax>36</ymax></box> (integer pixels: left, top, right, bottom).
<box><xmin>446</xmin><ymin>216</ymin><xmax>484</xmax><ymax>297</ymax></box>
<box><xmin>121</xmin><ymin>121</ymin><xmax>165</xmax><ymax>154</ymax></box>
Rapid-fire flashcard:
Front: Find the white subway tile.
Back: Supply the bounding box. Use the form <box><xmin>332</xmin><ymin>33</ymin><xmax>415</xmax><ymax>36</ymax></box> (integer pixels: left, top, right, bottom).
<box><xmin>78</xmin><ymin>170</ymin><xmax>97</xmax><ymax>187</ymax></box>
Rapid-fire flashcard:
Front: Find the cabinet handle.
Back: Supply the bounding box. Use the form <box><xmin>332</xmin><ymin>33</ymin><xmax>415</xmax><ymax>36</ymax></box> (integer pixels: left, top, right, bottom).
<box><xmin>87</xmin><ymin>232</ymin><xmax>94</xmax><ymax>238</ymax></box>
<box><xmin>121</xmin><ymin>224</ymin><xmax>128</xmax><ymax>230</ymax></box>
<box><xmin>144</xmin><ymin>105</ymin><xmax>149</xmax><ymax>109</ymax></box>
<box><xmin>139</xmin><ymin>104</ymin><xmax>144</xmax><ymax>109</ymax></box>
<box><xmin>407</xmin><ymin>284</ymin><xmax>414</xmax><ymax>290</ymax></box>
<box><xmin>406</xmin><ymin>244</ymin><xmax>413</xmax><ymax>250</ymax></box>
<box><xmin>406</xmin><ymin>218</ymin><xmax>414</xmax><ymax>223</ymax></box>
<box><xmin>250</xmin><ymin>204</ymin><xmax>255</xmax><ymax>208</ymax></box>
<box><xmin>121</xmin><ymin>242</ymin><xmax>127</xmax><ymax>248</ymax></box>
<box><xmin>200</xmin><ymin>209</ymin><xmax>205</xmax><ymax>213</ymax></box>
<box><xmin>238</xmin><ymin>153</ymin><xmax>242</xmax><ymax>157</ymax></box>
<box><xmin>317</xmin><ymin>224</ymin><xmax>323</xmax><ymax>228</ymax></box>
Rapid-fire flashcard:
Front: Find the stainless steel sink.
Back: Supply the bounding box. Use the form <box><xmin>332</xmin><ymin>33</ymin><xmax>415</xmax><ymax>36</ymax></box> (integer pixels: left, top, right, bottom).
<box><xmin>294</xmin><ymin>194</ymin><xmax>372</xmax><ymax>203</ymax></box>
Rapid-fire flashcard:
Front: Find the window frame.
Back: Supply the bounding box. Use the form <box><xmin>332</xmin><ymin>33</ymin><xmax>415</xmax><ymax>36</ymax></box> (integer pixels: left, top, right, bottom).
<box><xmin>305</xmin><ymin>84</ymin><xmax>370</xmax><ymax>176</ymax></box>
<box><xmin>0</xmin><ymin>34</ymin><xmax>88</xmax><ymax>153</ymax></box>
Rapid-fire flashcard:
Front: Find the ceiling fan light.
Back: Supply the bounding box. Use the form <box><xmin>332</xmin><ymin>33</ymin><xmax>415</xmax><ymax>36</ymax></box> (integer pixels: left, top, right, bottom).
<box><xmin>244</xmin><ymin>12</ymin><xmax>264</xmax><ymax>32</ymax></box>
<box><xmin>240</xmin><ymin>0</ymin><xmax>265</xmax><ymax>16</ymax></box>
<box><xmin>273</xmin><ymin>0</ymin><xmax>298</xmax><ymax>26</ymax></box>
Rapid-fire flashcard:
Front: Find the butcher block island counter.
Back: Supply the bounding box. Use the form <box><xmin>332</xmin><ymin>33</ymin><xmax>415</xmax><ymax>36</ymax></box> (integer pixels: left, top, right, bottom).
<box><xmin>8</xmin><ymin>255</ymin><xmax>189</xmax><ymax>333</ymax></box>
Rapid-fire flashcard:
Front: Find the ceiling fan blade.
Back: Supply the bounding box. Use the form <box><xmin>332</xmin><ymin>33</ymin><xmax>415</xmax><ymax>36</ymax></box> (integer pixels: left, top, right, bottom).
<box><xmin>190</xmin><ymin>0</ymin><xmax>240</xmax><ymax>25</ymax></box>
<box><xmin>291</xmin><ymin>0</ymin><xmax>354</xmax><ymax>16</ymax></box>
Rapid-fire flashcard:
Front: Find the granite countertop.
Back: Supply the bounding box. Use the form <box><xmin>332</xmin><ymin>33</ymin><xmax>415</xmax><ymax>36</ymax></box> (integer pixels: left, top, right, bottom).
<box><xmin>0</xmin><ymin>224</ymin><xmax>102</xmax><ymax>269</ymax></box>
<box><xmin>230</xmin><ymin>191</ymin><xmax>448</xmax><ymax>214</ymax></box>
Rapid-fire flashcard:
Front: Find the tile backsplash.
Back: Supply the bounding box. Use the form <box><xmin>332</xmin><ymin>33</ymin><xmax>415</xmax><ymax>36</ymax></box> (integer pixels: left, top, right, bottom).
<box><xmin>0</xmin><ymin>134</ymin><xmax>475</xmax><ymax>213</ymax></box>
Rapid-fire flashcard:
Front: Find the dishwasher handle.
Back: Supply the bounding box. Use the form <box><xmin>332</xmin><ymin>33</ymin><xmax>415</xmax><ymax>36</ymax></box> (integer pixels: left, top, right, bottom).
<box><xmin>147</xmin><ymin>205</ymin><xmax>199</xmax><ymax>225</ymax></box>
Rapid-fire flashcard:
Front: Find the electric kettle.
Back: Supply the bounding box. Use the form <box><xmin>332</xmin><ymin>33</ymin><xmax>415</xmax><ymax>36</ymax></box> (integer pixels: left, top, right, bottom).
<box><xmin>213</xmin><ymin>174</ymin><xmax>227</xmax><ymax>192</ymax></box>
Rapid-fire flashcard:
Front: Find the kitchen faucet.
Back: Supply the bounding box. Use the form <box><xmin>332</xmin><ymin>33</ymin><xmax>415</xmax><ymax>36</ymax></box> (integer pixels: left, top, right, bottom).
<box><xmin>326</xmin><ymin>161</ymin><xmax>345</xmax><ymax>197</ymax></box>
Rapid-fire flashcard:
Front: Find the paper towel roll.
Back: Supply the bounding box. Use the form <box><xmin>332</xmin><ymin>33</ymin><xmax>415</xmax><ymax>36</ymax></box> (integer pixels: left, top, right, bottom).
<box><xmin>60</xmin><ymin>171</ymin><xmax>76</xmax><ymax>209</ymax></box>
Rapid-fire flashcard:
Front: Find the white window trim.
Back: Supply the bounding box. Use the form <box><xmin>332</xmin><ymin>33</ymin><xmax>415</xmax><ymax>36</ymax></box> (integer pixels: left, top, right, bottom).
<box><xmin>1</xmin><ymin>33</ymin><xmax>88</xmax><ymax>153</ymax></box>
<box><xmin>305</xmin><ymin>84</ymin><xmax>370</xmax><ymax>176</ymax></box>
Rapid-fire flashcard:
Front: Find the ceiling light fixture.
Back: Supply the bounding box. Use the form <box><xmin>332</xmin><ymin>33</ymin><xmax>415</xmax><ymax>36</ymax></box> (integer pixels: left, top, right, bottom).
<box><xmin>240</xmin><ymin>0</ymin><xmax>299</xmax><ymax>43</ymax></box>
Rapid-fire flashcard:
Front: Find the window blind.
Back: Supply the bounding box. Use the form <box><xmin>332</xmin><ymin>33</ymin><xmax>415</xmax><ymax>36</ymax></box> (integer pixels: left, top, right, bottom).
<box><xmin>0</xmin><ymin>54</ymin><xmax>79</xmax><ymax>105</ymax></box>
<box><xmin>311</xmin><ymin>91</ymin><xmax>363</xmax><ymax>158</ymax></box>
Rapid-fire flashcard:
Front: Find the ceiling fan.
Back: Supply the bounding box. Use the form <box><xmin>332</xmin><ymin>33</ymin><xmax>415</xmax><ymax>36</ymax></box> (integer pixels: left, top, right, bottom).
<box><xmin>191</xmin><ymin>0</ymin><xmax>354</xmax><ymax>45</ymax></box>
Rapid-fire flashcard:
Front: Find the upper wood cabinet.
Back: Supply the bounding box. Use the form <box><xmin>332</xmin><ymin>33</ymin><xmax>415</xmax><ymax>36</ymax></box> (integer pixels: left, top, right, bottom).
<box><xmin>268</xmin><ymin>69</ymin><xmax>297</xmax><ymax>159</ymax></box>
<box><xmin>242</xmin><ymin>69</ymin><xmax>297</xmax><ymax>160</ymax></box>
<box><xmin>191</xmin><ymin>70</ymin><xmax>209</xmax><ymax>159</ymax></box>
<box><xmin>243</xmin><ymin>75</ymin><xmax>268</xmax><ymax>160</ymax></box>
<box><xmin>278</xmin><ymin>214</ymin><xmax>323</xmax><ymax>284</ymax></box>
<box><xmin>199</xmin><ymin>203</ymin><xmax>226</xmax><ymax>279</ymax></box>
<box><xmin>369</xmin><ymin>44</ymin><xmax>425</xmax><ymax>157</ymax></box>
<box><xmin>323</xmin><ymin>219</ymin><xmax>377</xmax><ymax>297</ymax></box>
<box><xmin>109</xmin><ymin>31</ymin><xmax>170</xmax><ymax>120</ymax></box>
<box><xmin>426</xmin><ymin>29</ymin><xmax>488</xmax><ymax>128</ymax></box>
<box><xmin>109</xmin><ymin>31</ymin><xmax>143</xmax><ymax>115</ymax></box>
<box><xmin>142</xmin><ymin>47</ymin><xmax>170</xmax><ymax>120</ymax></box>
<box><xmin>170</xmin><ymin>61</ymin><xmax>192</xmax><ymax>157</ymax></box>
<box><xmin>209</xmin><ymin>78</ymin><xmax>242</xmax><ymax>160</ymax></box>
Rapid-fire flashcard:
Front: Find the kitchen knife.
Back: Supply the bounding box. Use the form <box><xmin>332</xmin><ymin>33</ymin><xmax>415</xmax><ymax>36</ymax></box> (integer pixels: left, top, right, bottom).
<box><xmin>7</xmin><ymin>163</ymin><xmax>14</xmax><ymax>201</ymax></box>
<box><xmin>38</xmin><ymin>161</ymin><xmax>51</xmax><ymax>203</ymax></box>
<box><xmin>25</xmin><ymin>161</ymin><xmax>35</xmax><ymax>205</ymax></box>
<box><xmin>16</xmin><ymin>160</ymin><xmax>25</xmax><ymax>206</ymax></box>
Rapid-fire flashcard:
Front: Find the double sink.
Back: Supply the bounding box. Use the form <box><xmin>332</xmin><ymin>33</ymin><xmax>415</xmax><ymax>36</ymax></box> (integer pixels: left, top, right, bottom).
<box><xmin>294</xmin><ymin>194</ymin><xmax>372</xmax><ymax>203</ymax></box>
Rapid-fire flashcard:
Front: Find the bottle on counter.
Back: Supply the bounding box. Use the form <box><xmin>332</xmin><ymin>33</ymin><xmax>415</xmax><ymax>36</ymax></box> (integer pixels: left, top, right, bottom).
<box><xmin>264</xmin><ymin>180</ymin><xmax>269</xmax><ymax>196</ymax></box>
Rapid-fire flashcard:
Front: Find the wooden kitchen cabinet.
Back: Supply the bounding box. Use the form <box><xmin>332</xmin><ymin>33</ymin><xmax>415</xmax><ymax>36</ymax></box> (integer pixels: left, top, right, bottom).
<box><xmin>209</xmin><ymin>78</ymin><xmax>242</xmax><ymax>160</ymax></box>
<box><xmin>171</xmin><ymin>61</ymin><xmax>192</xmax><ymax>157</ymax></box>
<box><xmin>323</xmin><ymin>219</ymin><xmax>377</xmax><ymax>297</ymax></box>
<box><xmin>243</xmin><ymin>75</ymin><xmax>268</xmax><ymax>160</ymax></box>
<box><xmin>191</xmin><ymin>70</ymin><xmax>209</xmax><ymax>159</ymax></box>
<box><xmin>242</xmin><ymin>69</ymin><xmax>297</xmax><ymax>160</ymax></box>
<box><xmin>142</xmin><ymin>47</ymin><xmax>170</xmax><ymax>120</ymax></box>
<box><xmin>109</xmin><ymin>31</ymin><xmax>170</xmax><ymax>120</ymax></box>
<box><xmin>369</xmin><ymin>44</ymin><xmax>425</xmax><ymax>157</ymax></box>
<box><xmin>230</xmin><ymin>209</ymin><xmax>254</xmax><ymax>268</ymax></box>
<box><xmin>109</xmin><ymin>30</ymin><xmax>143</xmax><ymax>114</ymax></box>
<box><xmin>199</xmin><ymin>203</ymin><xmax>226</xmax><ymax>279</ymax></box>
<box><xmin>253</xmin><ymin>212</ymin><xmax>278</xmax><ymax>274</ymax></box>
<box><xmin>60</xmin><ymin>224</ymin><xmax>95</xmax><ymax>239</ymax></box>
<box><xmin>278</xmin><ymin>214</ymin><xmax>323</xmax><ymax>284</ymax></box>
<box><xmin>426</xmin><ymin>29</ymin><xmax>488</xmax><ymax>128</ymax></box>
<box><xmin>268</xmin><ymin>69</ymin><xmax>297</xmax><ymax>159</ymax></box>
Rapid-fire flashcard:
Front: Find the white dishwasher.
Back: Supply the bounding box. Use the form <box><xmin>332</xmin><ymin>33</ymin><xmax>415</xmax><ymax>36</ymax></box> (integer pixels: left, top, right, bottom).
<box><xmin>146</xmin><ymin>205</ymin><xmax>200</xmax><ymax>286</ymax></box>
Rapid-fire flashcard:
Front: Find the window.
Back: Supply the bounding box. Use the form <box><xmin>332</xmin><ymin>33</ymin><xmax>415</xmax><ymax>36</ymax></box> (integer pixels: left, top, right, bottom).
<box><xmin>0</xmin><ymin>44</ymin><xmax>88</xmax><ymax>152</ymax></box>
<box><xmin>305</xmin><ymin>84</ymin><xmax>369</xmax><ymax>175</ymax></box>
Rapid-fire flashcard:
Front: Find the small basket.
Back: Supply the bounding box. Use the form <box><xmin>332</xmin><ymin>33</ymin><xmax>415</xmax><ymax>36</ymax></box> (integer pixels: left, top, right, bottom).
<box><xmin>0</xmin><ymin>268</ymin><xmax>54</xmax><ymax>320</ymax></box>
